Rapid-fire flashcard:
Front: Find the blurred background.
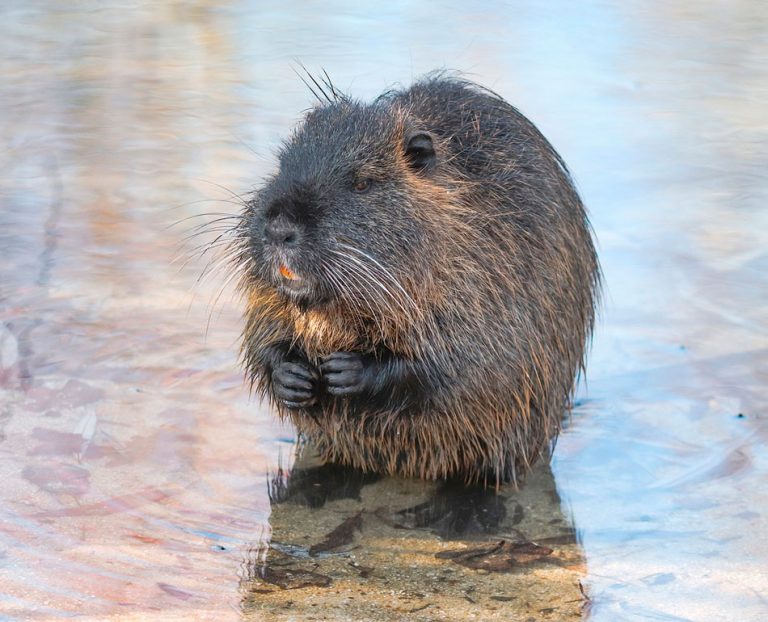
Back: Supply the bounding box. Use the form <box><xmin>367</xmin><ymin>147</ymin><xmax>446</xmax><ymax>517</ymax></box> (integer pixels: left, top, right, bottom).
<box><xmin>0</xmin><ymin>1</ymin><xmax>766</xmax><ymax>620</ymax></box>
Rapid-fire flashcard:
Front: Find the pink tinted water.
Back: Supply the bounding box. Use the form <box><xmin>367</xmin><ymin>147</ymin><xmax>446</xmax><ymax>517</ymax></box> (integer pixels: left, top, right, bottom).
<box><xmin>1</xmin><ymin>2</ymin><xmax>767</xmax><ymax>621</ymax></box>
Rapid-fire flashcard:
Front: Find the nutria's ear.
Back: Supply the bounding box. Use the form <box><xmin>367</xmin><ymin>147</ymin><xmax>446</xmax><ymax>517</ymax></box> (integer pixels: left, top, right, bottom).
<box><xmin>405</xmin><ymin>132</ymin><xmax>436</xmax><ymax>173</ymax></box>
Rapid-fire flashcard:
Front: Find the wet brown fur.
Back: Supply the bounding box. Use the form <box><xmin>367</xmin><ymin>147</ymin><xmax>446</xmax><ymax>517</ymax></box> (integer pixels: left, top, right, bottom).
<box><xmin>233</xmin><ymin>73</ymin><xmax>600</xmax><ymax>486</ymax></box>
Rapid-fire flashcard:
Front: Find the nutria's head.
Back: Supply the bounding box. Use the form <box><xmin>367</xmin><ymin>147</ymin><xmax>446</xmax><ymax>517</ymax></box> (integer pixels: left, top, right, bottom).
<box><xmin>237</xmin><ymin>100</ymin><xmax>458</xmax><ymax>349</ymax></box>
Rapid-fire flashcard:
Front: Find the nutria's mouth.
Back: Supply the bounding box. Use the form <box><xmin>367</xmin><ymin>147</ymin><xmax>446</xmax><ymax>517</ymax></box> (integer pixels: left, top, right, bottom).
<box><xmin>277</xmin><ymin>277</ymin><xmax>310</xmax><ymax>295</ymax></box>
<box><xmin>279</xmin><ymin>263</ymin><xmax>298</xmax><ymax>280</ymax></box>
<box><xmin>274</xmin><ymin>259</ymin><xmax>303</xmax><ymax>285</ymax></box>
<box><xmin>272</xmin><ymin>260</ymin><xmax>318</xmax><ymax>307</ymax></box>
<box><xmin>276</xmin><ymin>279</ymin><xmax>314</xmax><ymax>308</ymax></box>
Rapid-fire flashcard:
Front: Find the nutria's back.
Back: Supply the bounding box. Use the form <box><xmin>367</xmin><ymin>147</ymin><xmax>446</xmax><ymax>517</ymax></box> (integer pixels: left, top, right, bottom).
<box><xmin>235</xmin><ymin>73</ymin><xmax>600</xmax><ymax>485</ymax></box>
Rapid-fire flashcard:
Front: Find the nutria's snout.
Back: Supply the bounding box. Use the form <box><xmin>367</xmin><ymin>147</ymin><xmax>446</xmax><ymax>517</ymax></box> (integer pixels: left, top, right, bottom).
<box><xmin>258</xmin><ymin>210</ymin><xmax>321</xmax><ymax>305</ymax></box>
<box><xmin>264</xmin><ymin>217</ymin><xmax>303</xmax><ymax>248</ymax></box>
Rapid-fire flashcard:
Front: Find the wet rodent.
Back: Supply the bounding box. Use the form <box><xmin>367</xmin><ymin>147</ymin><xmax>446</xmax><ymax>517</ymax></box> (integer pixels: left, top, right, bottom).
<box><xmin>233</xmin><ymin>72</ymin><xmax>600</xmax><ymax>485</ymax></box>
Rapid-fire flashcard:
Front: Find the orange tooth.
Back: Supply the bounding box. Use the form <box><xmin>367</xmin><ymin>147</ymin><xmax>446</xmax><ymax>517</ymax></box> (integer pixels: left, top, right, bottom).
<box><xmin>279</xmin><ymin>264</ymin><xmax>297</xmax><ymax>280</ymax></box>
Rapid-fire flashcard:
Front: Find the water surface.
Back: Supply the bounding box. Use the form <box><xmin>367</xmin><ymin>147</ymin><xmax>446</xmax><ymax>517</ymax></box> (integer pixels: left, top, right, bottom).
<box><xmin>1</xmin><ymin>2</ymin><xmax>767</xmax><ymax>621</ymax></box>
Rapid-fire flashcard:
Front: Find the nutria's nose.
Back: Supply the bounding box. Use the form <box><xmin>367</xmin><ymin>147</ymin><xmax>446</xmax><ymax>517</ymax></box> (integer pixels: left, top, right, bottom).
<box><xmin>264</xmin><ymin>219</ymin><xmax>302</xmax><ymax>247</ymax></box>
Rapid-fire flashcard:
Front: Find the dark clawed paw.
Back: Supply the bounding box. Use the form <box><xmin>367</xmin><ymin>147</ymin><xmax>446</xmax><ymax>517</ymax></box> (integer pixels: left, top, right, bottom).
<box><xmin>272</xmin><ymin>361</ymin><xmax>319</xmax><ymax>409</ymax></box>
<box><xmin>320</xmin><ymin>351</ymin><xmax>367</xmax><ymax>397</ymax></box>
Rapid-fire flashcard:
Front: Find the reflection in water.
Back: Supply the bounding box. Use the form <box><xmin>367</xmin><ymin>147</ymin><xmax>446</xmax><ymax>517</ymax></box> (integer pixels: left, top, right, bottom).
<box><xmin>0</xmin><ymin>1</ymin><xmax>767</xmax><ymax>621</ymax></box>
<box><xmin>267</xmin><ymin>460</ymin><xmax>381</xmax><ymax>509</ymax></box>
<box><xmin>396</xmin><ymin>480</ymin><xmax>511</xmax><ymax>540</ymax></box>
<box><xmin>242</xmin><ymin>448</ymin><xmax>586</xmax><ymax>621</ymax></box>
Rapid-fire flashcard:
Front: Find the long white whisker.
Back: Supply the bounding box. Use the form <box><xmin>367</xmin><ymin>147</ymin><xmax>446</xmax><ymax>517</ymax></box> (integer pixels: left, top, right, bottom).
<box><xmin>324</xmin><ymin>254</ymin><xmax>385</xmax><ymax>339</ymax></box>
<box><xmin>205</xmin><ymin>262</ymin><xmax>247</xmax><ymax>337</ymax></box>
<box><xmin>337</xmin><ymin>243</ymin><xmax>421</xmax><ymax>315</ymax></box>
<box><xmin>320</xmin><ymin>258</ymin><xmax>368</xmax><ymax>336</ymax></box>
<box><xmin>330</xmin><ymin>250</ymin><xmax>410</xmax><ymax>320</ymax></box>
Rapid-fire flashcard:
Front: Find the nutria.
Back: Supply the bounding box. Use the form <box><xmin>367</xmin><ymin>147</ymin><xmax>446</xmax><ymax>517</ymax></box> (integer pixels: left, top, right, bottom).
<box><xmin>232</xmin><ymin>72</ymin><xmax>600</xmax><ymax>485</ymax></box>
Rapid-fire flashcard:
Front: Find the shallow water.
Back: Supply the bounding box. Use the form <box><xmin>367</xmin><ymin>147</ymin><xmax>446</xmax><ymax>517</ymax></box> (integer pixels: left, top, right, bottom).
<box><xmin>1</xmin><ymin>2</ymin><xmax>767</xmax><ymax>621</ymax></box>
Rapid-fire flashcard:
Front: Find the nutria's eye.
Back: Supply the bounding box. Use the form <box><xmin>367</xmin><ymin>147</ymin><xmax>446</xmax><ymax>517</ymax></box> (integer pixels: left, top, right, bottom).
<box><xmin>353</xmin><ymin>178</ymin><xmax>372</xmax><ymax>193</ymax></box>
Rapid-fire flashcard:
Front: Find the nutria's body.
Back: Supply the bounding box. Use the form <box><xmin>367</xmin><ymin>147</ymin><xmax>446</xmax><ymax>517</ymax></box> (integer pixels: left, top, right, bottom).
<box><xmin>234</xmin><ymin>73</ymin><xmax>600</xmax><ymax>485</ymax></box>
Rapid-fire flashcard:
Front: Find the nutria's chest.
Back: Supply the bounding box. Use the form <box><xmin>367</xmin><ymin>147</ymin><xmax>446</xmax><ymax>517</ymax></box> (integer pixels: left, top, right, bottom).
<box><xmin>290</xmin><ymin>307</ymin><xmax>422</xmax><ymax>359</ymax></box>
<box><xmin>291</xmin><ymin>308</ymin><xmax>364</xmax><ymax>359</ymax></box>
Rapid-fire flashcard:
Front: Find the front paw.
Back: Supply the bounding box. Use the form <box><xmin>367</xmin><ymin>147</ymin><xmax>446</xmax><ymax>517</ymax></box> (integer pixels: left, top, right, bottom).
<box><xmin>320</xmin><ymin>352</ymin><xmax>369</xmax><ymax>397</ymax></box>
<box><xmin>272</xmin><ymin>361</ymin><xmax>319</xmax><ymax>409</ymax></box>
